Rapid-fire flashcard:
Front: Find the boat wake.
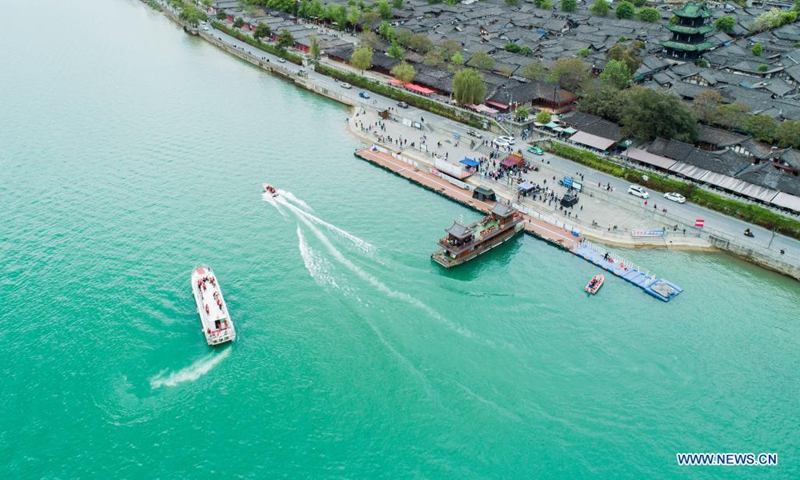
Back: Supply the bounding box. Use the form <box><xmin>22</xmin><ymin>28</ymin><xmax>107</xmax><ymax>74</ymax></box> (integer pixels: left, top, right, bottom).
<box><xmin>262</xmin><ymin>192</ymin><xmax>288</xmax><ymax>219</ymax></box>
<box><xmin>277</xmin><ymin>189</ymin><xmax>313</xmax><ymax>212</ymax></box>
<box><xmin>149</xmin><ymin>348</ymin><xmax>231</xmax><ymax>389</ymax></box>
<box><xmin>297</xmin><ymin>225</ymin><xmax>340</xmax><ymax>290</ymax></box>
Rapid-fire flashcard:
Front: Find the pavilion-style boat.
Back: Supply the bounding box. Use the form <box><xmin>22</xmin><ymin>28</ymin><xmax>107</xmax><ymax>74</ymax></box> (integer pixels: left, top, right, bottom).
<box><xmin>431</xmin><ymin>203</ymin><xmax>524</xmax><ymax>268</ymax></box>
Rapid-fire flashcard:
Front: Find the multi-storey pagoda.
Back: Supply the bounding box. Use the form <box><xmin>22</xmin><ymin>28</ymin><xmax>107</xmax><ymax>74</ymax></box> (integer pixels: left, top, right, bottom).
<box><xmin>660</xmin><ymin>2</ymin><xmax>716</xmax><ymax>60</ymax></box>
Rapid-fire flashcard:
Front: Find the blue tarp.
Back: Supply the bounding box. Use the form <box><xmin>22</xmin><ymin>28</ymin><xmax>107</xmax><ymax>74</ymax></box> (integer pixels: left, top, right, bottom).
<box><xmin>460</xmin><ymin>158</ymin><xmax>480</xmax><ymax>167</ymax></box>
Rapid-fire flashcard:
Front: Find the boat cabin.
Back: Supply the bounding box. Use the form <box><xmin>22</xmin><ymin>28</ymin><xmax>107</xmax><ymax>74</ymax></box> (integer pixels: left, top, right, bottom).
<box><xmin>443</xmin><ymin>222</ymin><xmax>474</xmax><ymax>249</ymax></box>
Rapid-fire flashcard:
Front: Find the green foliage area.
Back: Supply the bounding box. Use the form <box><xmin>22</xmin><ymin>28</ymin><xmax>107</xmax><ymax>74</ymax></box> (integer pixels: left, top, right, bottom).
<box><xmin>409</xmin><ymin>34</ymin><xmax>434</xmax><ymax>54</ymax></box>
<box><xmin>775</xmin><ymin>120</ymin><xmax>800</xmax><ymax>148</ymax></box>
<box><xmin>751</xmin><ymin>8</ymin><xmax>797</xmax><ymax>32</ymax></box>
<box><xmin>376</xmin><ymin>0</ymin><xmax>393</xmax><ymax>20</ymax></box>
<box><xmin>620</xmin><ymin>88</ymin><xmax>699</xmax><ymax>142</ymax></box>
<box><xmin>521</xmin><ymin>60</ymin><xmax>545</xmax><ymax>81</ymax></box>
<box><xmin>470</xmin><ymin>52</ymin><xmax>495</xmax><ymax>71</ymax></box>
<box><xmin>396</xmin><ymin>29</ymin><xmax>413</xmax><ymax>47</ymax></box>
<box><xmin>632</xmin><ymin>0</ymin><xmax>645</xmax><ymax>7</ymax></box>
<box><xmin>505</xmin><ymin>0</ymin><xmax>520</xmax><ymax>5</ymax></box>
<box><xmin>546</xmin><ymin>143</ymin><xmax>800</xmax><ymax>238</ymax></box>
<box><xmin>547</xmin><ymin>58</ymin><xmax>591</xmax><ymax>92</ymax></box>
<box><xmin>561</xmin><ymin>0</ymin><xmax>577</xmax><ymax>13</ymax></box>
<box><xmin>577</xmin><ymin>48</ymin><xmax>590</xmax><ymax>57</ymax></box>
<box><xmin>714</xmin><ymin>15</ymin><xmax>735</xmax><ymax>33</ymax></box>
<box><xmin>615</xmin><ymin>1</ymin><xmax>635</xmax><ymax>20</ymax></box>
<box><xmin>390</xmin><ymin>61</ymin><xmax>416</xmax><ymax>83</ymax></box>
<box><xmin>744</xmin><ymin>114</ymin><xmax>777</xmax><ymax>142</ymax></box>
<box><xmin>350</xmin><ymin>47</ymin><xmax>374</xmax><ymax>72</ymax></box>
<box><xmin>535</xmin><ymin>110</ymin><xmax>552</xmax><ymax>124</ymax></box>
<box><xmin>452</xmin><ymin>68</ymin><xmax>487</xmax><ymax>105</ymax></box>
<box><xmin>636</xmin><ymin>8</ymin><xmax>661</xmax><ymax>23</ymax></box>
<box><xmin>254</xmin><ymin>22</ymin><xmax>271</xmax><ymax>40</ymax></box>
<box><xmin>589</xmin><ymin>0</ymin><xmax>609</xmax><ymax>17</ymax></box>
<box><xmin>393</xmin><ymin>0</ymin><xmax>404</xmax><ymax>8</ymax></box>
<box><xmin>233</xmin><ymin>17</ymin><xmax>244</xmax><ymax>28</ymax></box>
<box><xmin>515</xmin><ymin>106</ymin><xmax>530</xmax><ymax>120</ymax></box>
<box><xmin>388</xmin><ymin>41</ymin><xmax>404</xmax><ymax>60</ymax></box>
<box><xmin>599</xmin><ymin>60</ymin><xmax>631</xmax><ymax>89</ymax></box>
<box><xmin>212</xmin><ymin>21</ymin><xmax>303</xmax><ymax>64</ymax></box>
<box><xmin>752</xmin><ymin>43</ymin><xmax>763</xmax><ymax>56</ymax></box>
<box><xmin>146</xmin><ymin>0</ymin><xmax>163</xmax><ymax>12</ymax></box>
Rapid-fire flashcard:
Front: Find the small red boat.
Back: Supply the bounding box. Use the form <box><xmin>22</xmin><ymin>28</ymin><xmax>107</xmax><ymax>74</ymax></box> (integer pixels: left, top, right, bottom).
<box><xmin>585</xmin><ymin>274</ymin><xmax>604</xmax><ymax>295</ymax></box>
<box><xmin>262</xmin><ymin>183</ymin><xmax>278</xmax><ymax>197</ymax></box>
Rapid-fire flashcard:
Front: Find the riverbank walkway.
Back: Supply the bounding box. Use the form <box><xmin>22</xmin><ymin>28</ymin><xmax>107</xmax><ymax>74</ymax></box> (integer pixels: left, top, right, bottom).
<box><xmin>356</xmin><ymin>147</ymin><xmax>684</xmax><ymax>302</ymax></box>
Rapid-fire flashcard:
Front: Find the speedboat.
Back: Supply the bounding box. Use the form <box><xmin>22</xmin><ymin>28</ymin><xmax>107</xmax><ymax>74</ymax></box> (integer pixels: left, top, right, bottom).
<box><xmin>584</xmin><ymin>274</ymin><xmax>604</xmax><ymax>295</ymax></box>
<box><xmin>191</xmin><ymin>266</ymin><xmax>236</xmax><ymax>346</ymax></box>
<box><xmin>263</xmin><ymin>183</ymin><xmax>278</xmax><ymax>197</ymax></box>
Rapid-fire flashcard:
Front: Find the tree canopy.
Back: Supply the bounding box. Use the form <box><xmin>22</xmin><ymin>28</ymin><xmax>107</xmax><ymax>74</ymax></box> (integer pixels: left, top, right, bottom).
<box><xmin>615</xmin><ymin>1</ymin><xmax>635</xmax><ymax>19</ymax></box>
<box><xmin>744</xmin><ymin>115</ymin><xmax>778</xmax><ymax>142</ymax></box>
<box><xmin>521</xmin><ymin>60</ymin><xmax>545</xmax><ymax>81</ymax></box>
<box><xmin>470</xmin><ymin>52</ymin><xmax>495</xmax><ymax>71</ymax></box>
<box><xmin>620</xmin><ymin>88</ymin><xmax>699</xmax><ymax>142</ymax></box>
<box><xmin>390</xmin><ymin>61</ymin><xmax>416</xmax><ymax>83</ymax></box>
<box><xmin>409</xmin><ymin>34</ymin><xmax>434</xmax><ymax>54</ymax></box>
<box><xmin>309</xmin><ymin>35</ymin><xmax>322</xmax><ymax>60</ymax></box>
<box><xmin>376</xmin><ymin>1</ymin><xmax>393</xmax><ymax>20</ymax></box>
<box><xmin>254</xmin><ymin>22</ymin><xmax>272</xmax><ymax>40</ymax></box>
<box><xmin>775</xmin><ymin>120</ymin><xmax>800</xmax><ymax>148</ymax></box>
<box><xmin>547</xmin><ymin>58</ymin><xmax>591</xmax><ymax>92</ymax></box>
<box><xmin>536</xmin><ymin>110</ymin><xmax>552</xmax><ymax>124</ymax></box>
<box><xmin>637</xmin><ymin>8</ymin><xmax>661</xmax><ymax>23</ymax></box>
<box><xmin>599</xmin><ymin>60</ymin><xmax>632</xmax><ymax>89</ymax></box>
<box><xmin>277</xmin><ymin>29</ymin><xmax>295</xmax><ymax>49</ymax></box>
<box><xmin>714</xmin><ymin>16</ymin><xmax>736</xmax><ymax>33</ymax></box>
<box><xmin>350</xmin><ymin>47</ymin><xmax>374</xmax><ymax>73</ymax></box>
<box><xmin>387</xmin><ymin>41</ymin><xmax>404</xmax><ymax>60</ymax></box>
<box><xmin>590</xmin><ymin>0</ymin><xmax>610</xmax><ymax>17</ymax></box>
<box><xmin>561</xmin><ymin>0</ymin><xmax>577</xmax><ymax>13</ymax></box>
<box><xmin>452</xmin><ymin>68</ymin><xmax>487</xmax><ymax>105</ymax></box>
<box><xmin>515</xmin><ymin>106</ymin><xmax>530</xmax><ymax>120</ymax></box>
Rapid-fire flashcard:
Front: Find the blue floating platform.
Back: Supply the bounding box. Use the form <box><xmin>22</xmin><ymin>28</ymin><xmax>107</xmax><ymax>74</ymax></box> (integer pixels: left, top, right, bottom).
<box><xmin>573</xmin><ymin>242</ymin><xmax>682</xmax><ymax>302</ymax></box>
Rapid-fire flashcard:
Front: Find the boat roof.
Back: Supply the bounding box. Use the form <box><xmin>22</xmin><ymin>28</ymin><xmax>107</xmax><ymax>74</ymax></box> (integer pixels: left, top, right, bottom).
<box><xmin>491</xmin><ymin>203</ymin><xmax>515</xmax><ymax>219</ymax></box>
<box><xmin>446</xmin><ymin>222</ymin><xmax>473</xmax><ymax>239</ymax></box>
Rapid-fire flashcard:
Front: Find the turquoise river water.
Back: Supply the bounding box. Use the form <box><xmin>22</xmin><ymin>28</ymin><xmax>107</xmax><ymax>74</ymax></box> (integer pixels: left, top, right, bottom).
<box><xmin>1</xmin><ymin>0</ymin><xmax>798</xmax><ymax>477</ymax></box>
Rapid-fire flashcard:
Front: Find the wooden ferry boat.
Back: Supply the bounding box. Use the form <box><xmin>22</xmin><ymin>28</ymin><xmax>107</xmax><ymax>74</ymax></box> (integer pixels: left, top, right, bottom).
<box><xmin>431</xmin><ymin>203</ymin><xmax>524</xmax><ymax>268</ymax></box>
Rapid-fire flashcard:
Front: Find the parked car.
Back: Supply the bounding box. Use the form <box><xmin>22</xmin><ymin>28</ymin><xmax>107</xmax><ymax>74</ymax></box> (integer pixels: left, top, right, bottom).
<box><xmin>627</xmin><ymin>185</ymin><xmax>649</xmax><ymax>199</ymax></box>
<box><xmin>664</xmin><ymin>192</ymin><xmax>686</xmax><ymax>204</ymax></box>
<box><xmin>359</xmin><ymin>91</ymin><xmax>371</xmax><ymax>99</ymax></box>
<box><xmin>397</xmin><ymin>101</ymin><xmax>408</xmax><ymax>108</ymax></box>
<box><xmin>467</xmin><ymin>129</ymin><xmax>482</xmax><ymax>138</ymax></box>
<box><xmin>277</xmin><ymin>58</ymin><xmax>286</xmax><ymax>63</ymax></box>
<box><xmin>340</xmin><ymin>82</ymin><xmax>352</xmax><ymax>89</ymax></box>
<box><xmin>492</xmin><ymin>138</ymin><xmax>511</xmax><ymax>148</ymax></box>
<box><xmin>497</xmin><ymin>135</ymin><xmax>515</xmax><ymax>145</ymax></box>
<box><xmin>560</xmin><ymin>193</ymin><xmax>579</xmax><ymax>208</ymax></box>
<box><xmin>527</xmin><ymin>146</ymin><xmax>544</xmax><ymax>155</ymax></box>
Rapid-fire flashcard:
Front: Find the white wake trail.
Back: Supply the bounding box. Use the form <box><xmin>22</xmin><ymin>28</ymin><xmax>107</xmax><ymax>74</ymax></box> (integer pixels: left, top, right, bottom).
<box><xmin>150</xmin><ymin>348</ymin><xmax>231</xmax><ymax>389</ymax></box>
<box><xmin>262</xmin><ymin>192</ymin><xmax>288</xmax><ymax>219</ymax></box>
<box><xmin>297</xmin><ymin>225</ymin><xmax>339</xmax><ymax>289</ymax></box>
<box><xmin>294</xmin><ymin>212</ymin><xmax>475</xmax><ymax>340</ymax></box>
<box><xmin>278</xmin><ymin>189</ymin><xmax>314</xmax><ymax>212</ymax></box>
<box><xmin>276</xmin><ymin>195</ymin><xmax>376</xmax><ymax>255</ymax></box>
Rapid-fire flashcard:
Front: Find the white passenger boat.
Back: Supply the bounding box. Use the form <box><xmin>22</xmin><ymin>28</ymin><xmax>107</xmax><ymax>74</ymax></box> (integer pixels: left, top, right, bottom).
<box><xmin>191</xmin><ymin>266</ymin><xmax>236</xmax><ymax>346</ymax></box>
<box><xmin>263</xmin><ymin>183</ymin><xmax>278</xmax><ymax>197</ymax></box>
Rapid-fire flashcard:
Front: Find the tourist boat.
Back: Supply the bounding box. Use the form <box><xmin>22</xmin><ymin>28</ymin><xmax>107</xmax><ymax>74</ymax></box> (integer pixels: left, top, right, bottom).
<box><xmin>431</xmin><ymin>203</ymin><xmax>524</xmax><ymax>268</ymax></box>
<box><xmin>263</xmin><ymin>183</ymin><xmax>278</xmax><ymax>197</ymax></box>
<box><xmin>585</xmin><ymin>274</ymin><xmax>604</xmax><ymax>295</ymax></box>
<box><xmin>191</xmin><ymin>266</ymin><xmax>236</xmax><ymax>346</ymax></box>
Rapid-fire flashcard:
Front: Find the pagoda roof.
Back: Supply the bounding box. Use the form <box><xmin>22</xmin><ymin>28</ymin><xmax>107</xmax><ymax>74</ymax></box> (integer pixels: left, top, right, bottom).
<box><xmin>660</xmin><ymin>40</ymin><xmax>717</xmax><ymax>52</ymax></box>
<box><xmin>490</xmin><ymin>202</ymin><xmax>516</xmax><ymax>219</ymax></box>
<box><xmin>666</xmin><ymin>24</ymin><xmax>714</xmax><ymax>35</ymax></box>
<box><xmin>672</xmin><ymin>2</ymin><xmax>713</xmax><ymax>19</ymax></box>
<box><xmin>446</xmin><ymin>222</ymin><xmax>473</xmax><ymax>240</ymax></box>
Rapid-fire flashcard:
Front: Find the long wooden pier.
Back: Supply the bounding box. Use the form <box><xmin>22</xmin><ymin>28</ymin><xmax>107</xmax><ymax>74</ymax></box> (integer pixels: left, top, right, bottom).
<box><xmin>355</xmin><ymin>147</ymin><xmax>683</xmax><ymax>302</ymax></box>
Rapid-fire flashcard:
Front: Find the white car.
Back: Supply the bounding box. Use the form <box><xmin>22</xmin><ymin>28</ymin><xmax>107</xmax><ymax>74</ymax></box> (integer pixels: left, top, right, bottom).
<box><xmin>340</xmin><ymin>82</ymin><xmax>352</xmax><ymax>89</ymax></box>
<box><xmin>627</xmin><ymin>185</ymin><xmax>649</xmax><ymax>199</ymax></box>
<box><xmin>664</xmin><ymin>192</ymin><xmax>686</xmax><ymax>204</ymax></box>
<box><xmin>492</xmin><ymin>138</ymin><xmax>510</xmax><ymax>148</ymax></box>
<box><xmin>497</xmin><ymin>135</ymin><xmax>515</xmax><ymax>145</ymax></box>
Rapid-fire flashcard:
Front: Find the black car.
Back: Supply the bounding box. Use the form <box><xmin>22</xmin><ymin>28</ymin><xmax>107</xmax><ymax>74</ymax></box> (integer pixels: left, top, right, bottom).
<box><xmin>467</xmin><ymin>129</ymin><xmax>482</xmax><ymax>138</ymax></box>
<box><xmin>397</xmin><ymin>101</ymin><xmax>409</xmax><ymax>108</ymax></box>
<box><xmin>560</xmin><ymin>193</ymin><xmax>579</xmax><ymax>208</ymax></box>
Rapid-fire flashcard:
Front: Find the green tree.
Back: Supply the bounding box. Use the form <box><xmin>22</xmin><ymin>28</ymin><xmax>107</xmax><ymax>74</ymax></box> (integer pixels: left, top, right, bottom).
<box><xmin>599</xmin><ymin>60</ymin><xmax>632</xmax><ymax>89</ymax></box>
<box><xmin>362</xmin><ymin>11</ymin><xmax>381</xmax><ymax>27</ymax></box>
<box><xmin>505</xmin><ymin>43</ymin><xmax>521</xmax><ymax>53</ymax></box>
<box><xmin>714</xmin><ymin>16</ymin><xmax>736</xmax><ymax>33</ymax></box>
<box><xmin>388</xmin><ymin>41</ymin><xmax>404</xmax><ymax>60</ymax></box>
<box><xmin>439</xmin><ymin>39</ymin><xmax>462</xmax><ymax>60</ymax></box>
<box><xmin>359</xmin><ymin>31</ymin><xmax>382</xmax><ymax>49</ymax></box>
<box><xmin>620</xmin><ymin>88</ymin><xmax>699</xmax><ymax>142</ymax></box>
<box><xmin>693</xmin><ymin>89</ymin><xmax>723</xmax><ymax>124</ymax></box>
<box><xmin>180</xmin><ymin>4</ymin><xmax>207</xmax><ymax>27</ymax></box>
<box><xmin>561</xmin><ymin>0</ymin><xmax>577</xmax><ymax>12</ymax></box>
<box><xmin>393</xmin><ymin>0</ymin><xmax>404</xmax><ymax>8</ymax></box>
<box><xmin>423</xmin><ymin>50</ymin><xmax>444</xmax><ymax>68</ymax></box>
<box><xmin>519</xmin><ymin>46</ymin><xmax>534</xmax><ymax>56</ymax></box>
<box><xmin>536</xmin><ymin>110</ymin><xmax>552</xmax><ymax>124</ymax></box>
<box><xmin>521</xmin><ymin>60</ymin><xmax>545</xmax><ymax>81</ymax></box>
<box><xmin>350</xmin><ymin>46</ymin><xmax>374</xmax><ymax>73</ymax></box>
<box><xmin>452</xmin><ymin>68</ymin><xmax>487</xmax><ymax>105</ymax></box>
<box><xmin>752</xmin><ymin>43</ymin><xmax>763</xmax><ymax>56</ymax></box>
<box><xmin>775</xmin><ymin>120</ymin><xmax>800</xmax><ymax>148</ymax></box>
<box><xmin>409</xmin><ymin>34</ymin><xmax>434</xmax><ymax>54</ymax></box>
<box><xmin>580</xmin><ymin>83</ymin><xmax>626</xmax><ymax>121</ymax></box>
<box><xmin>233</xmin><ymin>17</ymin><xmax>244</xmax><ymax>28</ymax></box>
<box><xmin>378</xmin><ymin>21</ymin><xmax>395</xmax><ymax>41</ymax></box>
<box><xmin>615</xmin><ymin>1</ymin><xmax>635</xmax><ymax>19</ymax></box>
<box><xmin>277</xmin><ymin>29</ymin><xmax>295</xmax><ymax>49</ymax></box>
<box><xmin>309</xmin><ymin>35</ymin><xmax>322</xmax><ymax>61</ymax></box>
<box><xmin>254</xmin><ymin>22</ymin><xmax>272</xmax><ymax>40</ymax></box>
<box><xmin>216</xmin><ymin>9</ymin><xmax>227</xmax><ymax>20</ymax></box>
<box><xmin>307</xmin><ymin>0</ymin><xmax>324</xmax><ymax>18</ymax></box>
<box><xmin>606</xmin><ymin>43</ymin><xmax>643</xmax><ymax>73</ymax></box>
<box><xmin>547</xmin><ymin>58</ymin><xmax>591</xmax><ymax>92</ymax></box>
<box><xmin>632</xmin><ymin>0</ymin><xmax>645</xmax><ymax>6</ymax></box>
<box><xmin>376</xmin><ymin>0</ymin><xmax>393</xmax><ymax>19</ymax></box>
<box><xmin>505</xmin><ymin>0</ymin><xmax>520</xmax><ymax>6</ymax></box>
<box><xmin>744</xmin><ymin>115</ymin><xmax>777</xmax><ymax>142</ymax></box>
<box><xmin>577</xmin><ymin>48</ymin><xmax>590</xmax><ymax>57</ymax></box>
<box><xmin>515</xmin><ymin>106</ymin><xmax>530</xmax><ymax>120</ymax></box>
<box><xmin>470</xmin><ymin>52</ymin><xmax>495</xmax><ymax>71</ymax></box>
<box><xmin>347</xmin><ymin>6</ymin><xmax>361</xmax><ymax>30</ymax></box>
<box><xmin>715</xmin><ymin>103</ymin><xmax>751</xmax><ymax>130</ymax></box>
<box><xmin>637</xmin><ymin>8</ymin><xmax>661</xmax><ymax>23</ymax></box>
<box><xmin>396</xmin><ymin>29</ymin><xmax>413</xmax><ymax>47</ymax></box>
<box><xmin>451</xmin><ymin>52</ymin><xmax>465</xmax><ymax>67</ymax></box>
<box><xmin>533</xmin><ymin>0</ymin><xmax>552</xmax><ymax>8</ymax></box>
<box><xmin>390</xmin><ymin>61</ymin><xmax>416</xmax><ymax>83</ymax></box>
<box><xmin>590</xmin><ymin>0</ymin><xmax>610</xmax><ymax>17</ymax></box>
<box><xmin>758</xmin><ymin>64</ymin><xmax>769</xmax><ymax>72</ymax></box>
